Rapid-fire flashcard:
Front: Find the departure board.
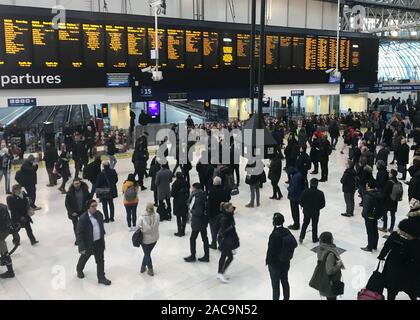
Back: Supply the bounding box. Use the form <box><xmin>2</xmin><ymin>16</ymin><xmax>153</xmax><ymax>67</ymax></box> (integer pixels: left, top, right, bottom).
<box><xmin>0</xmin><ymin>21</ymin><xmax>5</xmax><ymax>67</ymax></box>
<box><xmin>305</xmin><ymin>36</ymin><xmax>317</xmax><ymax>70</ymax></box>
<box><xmin>317</xmin><ymin>36</ymin><xmax>328</xmax><ymax>70</ymax></box>
<box><xmin>3</xmin><ymin>19</ymin><xmax>32</xmax><ymax>67</ymax></box>
<box><xmin>32</xmin><ymin>20</ymin><xmax>58</xmax><ymax>68</ymax></box>
<box><xmin>328</xmin><ymin>38</ymin><xmax>337</xmax><ymax>69</ymax></box>
<box><xmin>266</xmin><ymin>35</ymin><xmax>279</xmax><ymax>69</ymax></box>
<box><xmin>82</xmin><ymin>23</ymin><xmax>105</xmax><ymax>68</ymax></box>
<box><xmin>148</xmin><ymin>27</ymin><xmax>167</xmax><ymax>67</ymax></box>
<box><xmin>236</xmin><ymin>33</ymin><xmax>250</xmax><ymax>69</ymax></box>
<box><xmin>339</xmin><ymin>38</ymin><xmax>350</xmax><ymax>70</ymax></box>
<box><xmin>58</xmin><ymin>22</ymin><xmax>83</xmax><ymax>68</ymax></box>
<box><xmin>203</xmin><ymin>31</ymin><xmax>219</xmax><ymax>69</ymax></box>
<box><xmin>254</xmin><ymin>35</ymin><xmax>261</xmax><ymax>65</ymax></box>
<box><xmin>279</xmin><ymin>36</ymin><xmax>292</xmax><ymax>70</ymax></box>
<box><xmin>185</xmin><ymin>30</ymin><xmax>202</xmax><ymax>69</ymax></box>
<box><xmin>127</xmin><ymin>26</ymin><xmax>148</xmax><ymax>69</ymax></box>
<box><xmin>292</xmin><ymin>36</ymin><xmax>305</xmax><ymax>70</ymax></box>
<box><xmin>351</xmin><ymin>42</ymin><xmax>360</xmax><ymax>68</ymax></box>
<box><xmin>105</xmin><ymin>25</ymin><xmax>127</xmax><ymax>68</ymax></box>
<box><xmin>167</xmin><ymin>29</ymin><xmax>185</xmax><ymax>69</ymax></box>
<box><xmin>221</xmin><ymin>32</ymin><xmax>235</xmax><ymax>67</ymax></box>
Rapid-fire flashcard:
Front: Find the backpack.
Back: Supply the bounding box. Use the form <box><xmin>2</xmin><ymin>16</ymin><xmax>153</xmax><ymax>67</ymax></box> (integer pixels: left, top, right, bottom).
<box><xmin>390</xmin><ymin>181</ymin><xmax>403</xmax><ymax>202</ymax></box>
<box><xmin>279</xmin><ymin>231</ymin><xmax>298</xmax><ymax>262</ymax></box>
<box><xmin>124</xmin><ymin>185</ymin><xmax>138</xmax><ymax>202</ymax></box>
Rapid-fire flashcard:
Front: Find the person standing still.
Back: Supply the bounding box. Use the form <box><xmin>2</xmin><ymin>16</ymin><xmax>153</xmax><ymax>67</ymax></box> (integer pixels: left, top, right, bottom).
<box><xmin>138</xmin><ymin>203</ymin><xmax>160</xmax><ymax>276</ymax></box>
<box><xmin>0</xmin><ymin>141</ymin><xmax>12</xmax><ymax>194</ymax></box>
<box><xmin>340</xmin><ymin>160</ymin><xmax>357</xmax><ymax>217</ymax></box>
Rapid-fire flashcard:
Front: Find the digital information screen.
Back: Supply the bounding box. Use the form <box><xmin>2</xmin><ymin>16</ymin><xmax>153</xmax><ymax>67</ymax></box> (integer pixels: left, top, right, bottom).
<box><xmin>3</xmin><ymin>18</ymin><xmax>32</xmax><ymax>67</ymax></box>
<box><xmin>148</xmin><ymin>27</ymin><xmax>167</xmax><ymax>67</ymax></box>
<box><xmin>351</xmin><ymin>42</ymin><xmax>360</xmax><ymax>68</ymax></box>
<box><xmin>317</xmin><ymin>36</ymin><xmax>328</xmax><ymax>71</ymax></box>
<box><xmin>105</xmin><ymin>25</ymin><xmax>127</xmax><ymax>68</ymax></box>
<box><xmin>32</xmin><ymin>20</ymin><xmax>58</xmax><ymax>68</ymax></box>
<box><xmin>236</xmin><ymin>33</ymin><xmax>250</xmax><ymax>69</ymax></box>
<box><xmin>167</xmin><ymin>29</ymin><xmax>185</xmax><ymax>69</ymax></box>
<box><xmin>221</xmin><ymin>32</ymin><xmax>236</xmax><ymax>68</ymax></box>
<box><xmin>254</xmin><ymin>35</ymin><xmax>261</xmax><ymax>65</ymax></box>
<box><xmin>339</xmin><ymin>38</ymin><xmax>350</xmax><ymax>70</ymax></box>
<box><xmin>292</xmin><ymin>36</ymin><xmax>305</xmax><ymax>70</ymax></box>
<box><xmin>82</xmin><ymin>23</ymin><xmax>105</xmax><ymax>68</ymax></box>
<box><xmin>266</xmin><ymin>35</ymin><xmax>279</xmax><ymax>69</ymax></box>
<box><xmin>0</xmin><ymin>21</ymin><xmax>5</xmax><ymax>67</ymax></box>
<box><xmin>305</xmin><ymin>35</ymin><xmax>317</xmax><ymax>71</ymax></box>
<box><xmin>203</xmin><ymin>31</ymin><xmax>219</xmax><ymax>69</ymax></box>
<box><xmin>127</xmin><ymin>26</ymin><xmax>147</xmax><ymax>69</ymax></box>
<box><xmin>185</xmin><ymin>30</ymin><xmax>202</xmax><ymax>69</ymax></box>
<box><xmin>58</xmin><ymin>22</ymin><xmax>83</xmax><ymax>68</ymax></box>
<box><xmin>279</xmin><ymin>36</ymin><xmax>292</xmax><ymax>70</ymax></box>
<box><xmin>328</xmin><ymin>38</ymin><xmax>337</xmax><ymax>69</ymax></box>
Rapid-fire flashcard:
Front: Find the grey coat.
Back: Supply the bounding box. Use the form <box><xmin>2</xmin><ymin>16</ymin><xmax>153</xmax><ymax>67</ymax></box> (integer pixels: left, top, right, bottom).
<box><xmin>188</xmin><ymin>189</ymin><xmax>208</xmax><ymax>231</ymax></box>
<box><xmin>316</xmin><ymin>243</ymin><xmax>344</xmax><ymax>298</ymax></box>
<box><xmin>155</xmin><ymin>168</ymin><xmax>173</xmax><ymax>201</ymax></box>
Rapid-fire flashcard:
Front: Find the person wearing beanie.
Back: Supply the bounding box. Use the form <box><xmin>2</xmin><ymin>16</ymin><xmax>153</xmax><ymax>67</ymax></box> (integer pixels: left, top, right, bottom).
<box><xmin>298</xmin><ymin>178</ymin><xmax>325</xmax><ymax>244</ymax></box>
<box><xmin>266</xmin><ymin>212</ymin><xmax>297</xmax><ymax>300</ymax></box>
<box><xmin>207</xmin><ymin>176</ymin><xmax>231</xmax><ymax>249</ymax></box>
<box><xmin>375</xmin><ymin>160</ymin><xmax>389</xmax><ymax>194</ymax></box>
<box><xmin>379</xmin><ymin>169</ymin><xmax>401</xmax><ymax>233</ymax></box>
<box><xmin>340</xmin><ymin>160</ymin><xmax>357</xmax><ymax>217</ymax></box>
<box><xmin>378</xmin><ymin>219</ymin><xmax>420</xmax><ymax>300</ymax></box>
<box><xmin>361</xmin><ymin>180</ymin><xmax>382</xmax><ymax>252</ymax></box>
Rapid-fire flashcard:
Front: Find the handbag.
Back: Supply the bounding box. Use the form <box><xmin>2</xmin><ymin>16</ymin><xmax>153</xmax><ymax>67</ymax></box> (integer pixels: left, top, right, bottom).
<box><xmin>96</xmin><ymin>172</ymin><xmax>112</xmax><ymax>199</ymax></box>
<box><xmin>331</xmin><ymin>278</ymin><xmax>345</xmax><ymax>296</ymax></box>
<box><xmin>132</xmin><ymin>228</ymin><xmax>143</xmax><ymax>247</ymax></box>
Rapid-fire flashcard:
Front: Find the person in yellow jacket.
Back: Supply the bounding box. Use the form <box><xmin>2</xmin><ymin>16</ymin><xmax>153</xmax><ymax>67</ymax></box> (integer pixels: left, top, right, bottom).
<box><xmin>122</xmin><ymin>174</ymin><xmax>139</xmax><ymax>231</ymax></box>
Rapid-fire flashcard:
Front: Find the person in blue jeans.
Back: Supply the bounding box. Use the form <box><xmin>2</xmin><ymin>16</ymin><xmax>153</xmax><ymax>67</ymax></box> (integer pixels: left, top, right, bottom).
<box><xmin>92</xmin><ymin>161</ymin><xmax>118</xmax><ymax>223</ymax></box>
<box><xmin>138</xmin><ymin>203</ymin><xmax>160</xmax><ymax>276</ymax></box>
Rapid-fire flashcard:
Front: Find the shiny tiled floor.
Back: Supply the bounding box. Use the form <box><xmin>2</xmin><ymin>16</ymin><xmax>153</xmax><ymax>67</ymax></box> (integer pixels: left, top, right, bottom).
<box><xmin>0</xmin><ymin>141</ymin><xmax>413</xmax><ymax>300</ymax></box>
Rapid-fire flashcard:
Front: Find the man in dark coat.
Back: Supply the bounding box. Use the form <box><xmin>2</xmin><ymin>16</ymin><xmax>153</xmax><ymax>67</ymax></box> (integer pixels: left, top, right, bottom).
<box><xmin>19</xmin><ymin>155</ymin><xmax>40</xmax><ymax>210</ymax></box>
<box><xmin>155</xmin><ymin>164</ymin><xmax>173</xmax><ymax>220</ymax></box>
<box><xmin>0</xmin><ymin>204</ymin><xmax>20</xmax><ymax>279</ymax></box>
<box><xmin>84</xmin><ymin>155</ymin><xmax>102</xmax><ymax>187</ymax></box>
<box><xmin>310</xmin><ymin>137</ymin><xmax>320</xmax><ymax>174</ymax></box>
<box><xmin>184</xmin><ymin>183</ymin><xmax>209</xmax><ymax>263</ymax></box>
<box><xmin>296</xmin><ymin>146</ymin><xmax>311</xmax><ymax>187</ymax></box>
<box><xmin>65</xmin><ymin>178</ymin><xmax>91</xmax><ymax>244</ymax></box>
<box><xmin>376</xmin><ymin>144</ymin><xmax>390</xmax><ymax>165</ymax></box>
<box><xmin>76</xmin><ymin>199</ymin><xmax>111</xmax><ymax>286</ymax></box>
<box><xmin>340</xmin><ymin>160</ymin><xmax>357</xmax><ymax>217</ymax></box>
<box><xmin>319</xmin><ymin>136</ymin><xmax>332</xmax><ymax>182</ymax></box>
<box><xmin>73</xmin><ymin>134</ymin><xmax>89</xmax><ymax>179</ymax></box>
<box><xmin>171</xmin><ymin>172</ymin><xmax>189</xmax><ymax>237</ymax></box>
<box><xmin>43</xmin><ymin>142</ymin><xmax>59</xmax><ymax>187</ymax></box>
<box><xmin>132</xmin><ymin>144</ymin><xmax>148</xmax><ymax>190</ymax></box>
<box><xmin>397</xmin><ymin>138</ymin><xmax>410</xmax><ymax>181</ymax></box>
<box><xmin>298</xmin><ymin>179</ymin><xmax>325</xmax><ymax>243</ymax></box>
<box><xmin>361</xmin><ymin>180</ymin><xmax>382</xmax><ymax>252</ymax></box>
<box><xmin>92</xmin><ymin>162</ymin><xmax>118</xmax><ymax>223</ymax></box>
<box><xmin>287</xmin><ymin>167</ymin><xmax>306</xmax><ymax>230</ymax></box>
<box><xmin>375</xmin><ymin>160</ymin><xmax>389</xmax><ymax>194</ymax></box>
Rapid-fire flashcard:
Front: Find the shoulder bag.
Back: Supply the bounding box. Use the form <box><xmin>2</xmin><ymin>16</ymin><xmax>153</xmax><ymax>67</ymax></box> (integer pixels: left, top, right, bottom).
<box><xmin>96</xmin><ymin>172</ymin><xmax>112</xmax><ymax>200</ymax></box>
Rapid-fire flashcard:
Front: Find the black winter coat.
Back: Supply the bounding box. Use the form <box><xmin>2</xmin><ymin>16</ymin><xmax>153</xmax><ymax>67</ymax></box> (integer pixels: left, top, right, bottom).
<box><xmin>94</xmin><ymin>168</ymin><xmax>118</xmax><ymax>200</ymax></box>
<box><xmin>296</xmin><ymin>152</ymin><xmax>311</xmax><ymax>176</ymax></box>
<box><xmin>310</xmin><ymin>139</ymin><xmax>320</xmax><ymax>162</ymax></box>
<box><xmin>76</xmin><ymin>211</ymin><xmax>106</xmax><ymax>254</ymax></box>
<box><xmin>20</xmin><ymin>160</ymin><xmax>38</xmax><ymax>186</ymax></box>
<box><xmin>65</xmin><ymin>182</ymin><xmax>91</xmax><ymax>219</ymax></box>
<box><xmin>218</xmin><ymin>212</ymin><xmax>239</xmax><ymax>251</ymax></box>
<box><xmin>340</xmin><ymin>168</ymin><xmax>357</xmax><ymax>193</ymax></box>
<box><xmin>408</xmin><ymin>170</ymin><xmax>420</xmax><ymax>201</ymax></box>
<box><xmin>397</xmin><ymin>144</ymin><xmax>410</xmax><ymax>166</ymax></box>
<box><xmin>86</xmin><ymin>159</ymin><xmax>101</xmax><ymax>184</ymax></box>
<box><xmin>171</xmin><ymin>178</ymin><xmax>189</xmax><ymax>217</ymax></box>
<box><xmin>266</xmin><ymin>226</ymin><xmax>296</xmax><ymax>266</ymax></box>
<box><xmin>268</xmin><ymin>157</ymin><xmax>282</xmax><ymax>182</ymax></box>
<box><xmin>319</xmin><ymin>140</ymin><xmax>332</xmax><ymax>160</ymax></box>
<box><xmin>7</xmin><ymin>193</ymin><xmax>31</xmax><ymax>225</ymax></box>
<box><xmin>376</xmin><ymin>168</ymin><xmax>389</xmax><ymax>191</ymax></box>
<box><xmin>285</xmin><ymin>140</ymin><xmax>299</xmax><ymax>167</ymax></box>
<box><xmin>299</xmin><ymin>187</ymin><xmax>325</xmax><ymax>217</ymax></box>
<box><xmin>207</xmin><ymin>185</ymin><xmax>231</xmax><ymax>220</ymax></box>
<box><xmin>383</xmin><ymin>179</ymin><xmax>398</xmax><ymax>213</ymax></box>
<box><xmin>73</xmin><ymin>141</ymin><xmax>88</xmax><ymax>163</ymax></box>
<box><xmin>362</xmin><ymin>190</ymin><xmax>382</xmax><ymax>219</ymax></box>
<box><xmin>57</xmin><ymin>151</ymin><xmax>71</xmax><ymax>179</ymax></box>
<box><xmin>44</xmin><ymin>146</ymin><xmax>58</xmax><ymax>169</ymax></box>
<box><xmin>287</xmin><ymin>168</ymin><xmax>306</xmax><ymax>202</ymax></box>
<box><xmin>376</xmin><ymin>148</ymin><xmax>390</xmax><ymax>165</ymax></box>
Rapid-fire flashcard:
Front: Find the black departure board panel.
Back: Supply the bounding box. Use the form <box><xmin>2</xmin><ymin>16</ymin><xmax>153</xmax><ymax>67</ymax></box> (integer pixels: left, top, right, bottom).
<box><xmin>305</xmin><ymin>35</ymin><xmax>317</xmax><ymax>71</ymax></box>
<box><xmin>3</xmin><ymin>18</ymin><xmax>32</xmax><ymax>67</ymax></box>
<box><xmin>254</xmin><ymin>34</ymin><xmax>261</xmax><ymax>65</ymax></box>
<box><xmin>82</xmin><ymin>23</ymin><xmax>105</xmax><ymax>68</ymax></box>
<box><xmin>32</xmin><ymin>20</ymin><xmax>58</xmax><ymax>68</ymax></box>
<box><xmin>185</xmin><ymin>30</ymin><xmax>202</xmax><ymax>69</ymax></box>
<box><xmin>328</xmin><ymin>38</ymin><xmax>337</xmax><ymax>69</ymax></box>
<box><xmin>148</xmin><ymin>27</ymin><xmax>167</xmax><ymax>67</ymax></box>
<box><xmin>279</xmin><ymin>36</ymin><xmax>292</xmax><ymax>70</ymax></box>
<box><xmin>221</xmin><ymin>32</ymin><xmax>236</xmax><ymax>68</ymax></box>
<box><xmin>105</xmin><ymin>25</ymin><xmax>127</xmax><ymax>68</ymax></box>
<box><xmin>58</xmin><ymin>22</ymin><xmax>83</xmax><ymax>68</ymax></box>
<box><xmin>292</xmin><ymin>36</ymin><xmax>305</xmax><ymax>70</ymax></box>
<box><xmin>317</xmin><ymin>36</ymin><xmax>328</xmax><ymax>71</ymax></box>
<box><xmin>266</xmin><ymin>35</ymin><xmax>279</xmax><ymax>69</ymax></box>
<box><xmin>203</xmin><ymin>31</ymin><xmax>219</xmax><ymax>69</ymax></box>
<box><xmin>237</xmin><ymin>33</ymin><xmax>250</xmax><ymax>69</ymax></box>
<box><xmin>339</xmin><ymin>38</ymin><xmax>350</xmax><ymax>70</ymax></box>
<box><xmin>351</xmin><ymin>42</ymin><xmax>360</xmax><ymax>68</ymax></box>
<box><xmin>167</xmin><ymin>29</ymin><xmax>185</xmax><ymax>69</ymax></box>
<box><xmin>127</xmin><ymin>26</ymin><xmax>147</xmax><ymax>69</ymax></box>
<box><xmin>0</xmin><ymin>21</ymin><xmax>5</xmax><ymax>67</ymax></box>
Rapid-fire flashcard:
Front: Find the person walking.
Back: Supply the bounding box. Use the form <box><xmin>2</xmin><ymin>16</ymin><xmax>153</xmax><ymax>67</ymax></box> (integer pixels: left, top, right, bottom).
<box><xmin>397</xmin><ymin>138</ymin><xmax>410</xmax><ymax>181</ymax></box>
<box><xmin>7</xmin><ymin>184</ymin><xmax>38</xmax><ymax>246</ymax></box>
<box><xmin>149</xmin><ymin>157</ymin><xmax>161</xmax><ymax>207</ymax></box>
<box><xmin>379</xmin><ymin>169</ymin><xmax>402</xmax><ymax>233</ymax></box>
<box><xmin>310</xmin><ymin>136</ymin><xmax>320</xmax><ymax>175</ymax></box>
<box><xmin>155</xmin><ymin>164</ymin><xmax>173</xmax><ymax>221</ymax></box>
<box><xmin>93</xmin><ymin>161</ymin><xmax>118</xmax><ymax>223</ymax></box>
<box><xmin>268</xmin><ymin>152</ymin><xmax>283</xmax><ymax>200</ymax></box>
<box><xmin>361</xmin><ymin>180</ymin><xmax>382</xmax><ymax>252</ymax></box>
<box><xmin>266</xmin><ymin>212</ymin><xmax>297</xmax><ymax>300</ymax></box>
<box><xmin>296</xmin><ymin>145</ymin><xmax>311</xmax><ymax>187</ymax></box>
<box><xmin>76</xmin><ymin>199</ymin><xmax>111</xmax><ymax>285</ymax></box>
<box><xmin>171</xmin><ymin>172</ymin><xmax>189</xmax><ymax>237</ymax></box>
<box><xmin>287</xmin><ymin>167</ymin><xmax>306</xmax><ymax>230</ymax></box>
<box><xmin>132</xmin><ymin>143</ymin><xmax>149</xmax><ymax>190</ymax></box>
<box><xmin>106</xmin><ymin>135</ymin><xmax>118</xmax><ymax>170</ymax></box>
<box><xmin>0</xmin><ymin>204</ymin><xmax>20</xmax><ymax>279</ymax></box>
<box><xmin>340</xmin><ymin>160</ymin><xmax>357</xmax><ymax>217</ymax></box>
<box><xmin>73</xmin><ymin>134</ymin><xmax>89</xmax><ymax>179</ymax></box>
<box><xmin>43</xmin><ymin>142</ymin><xmax>58</xmax><ymax>187</ymax></box>
<box><xmin>217</xmin><ymin>202</ymin><xmax>240</xmax><ymax>283</ymax></box>
<box><xmin>0</xmin><ymin>141</ymin><xmax>12</xmax><ymax>194</ymax></box>
<box><xmin>57</xmin><ymin>146</ymin><xmax>71</xmax><ymax>194</ymax></box>
<box><xmin>208</xmin><ymin>176</ymin><xmax>231</xmax><ymax>249</ymax></box>
<box><xmin>138</xmin><ymin>203</ymin><xmax>160</xmax><ymax>276</ymax></box>
<box><xmin>298</xmin><ymin>179</ymin><xmax>325</xmax><ymax>244</ymax></box>
<box><xmin>122</xmin><ymin>174</ymin><xmax>139</xmax><ymax>231</ymax></box>
<box><xmin>184</xmin><ymin>183</ymin><xmax>209</xmax><ymax>263</ymax></box>
<box><xmin>309</xmin><ymin>232</ymin><xmax>345</xmax><ymax>300</ymax></box>
<box><xmin>84</xmin><ymin>155</ymin><xmax>102</xmax><ymax>188</ymax></box>
<box><xmin>19</xmin><ymin>155</ymin><xmax>41</xmax><ymax>210</ymax></box>
<box><xmin>65</xmin><ymin>178</ymin><xmax>91</xmax><ymax>245</ymax></box>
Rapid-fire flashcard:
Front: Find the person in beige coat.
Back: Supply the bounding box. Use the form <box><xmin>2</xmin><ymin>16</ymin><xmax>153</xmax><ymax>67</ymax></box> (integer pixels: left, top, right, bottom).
<box><xmin>138</xmin><ymin>203</ymin><xmax>160</xmax><ymax>276</ymax></box>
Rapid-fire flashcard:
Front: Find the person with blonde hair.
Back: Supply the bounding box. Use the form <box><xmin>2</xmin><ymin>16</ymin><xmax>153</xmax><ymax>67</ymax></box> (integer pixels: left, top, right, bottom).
<box><xmin>138</xmin><ymin>203</ymin><xmax>160</xmax><ymax>276</ymax></box>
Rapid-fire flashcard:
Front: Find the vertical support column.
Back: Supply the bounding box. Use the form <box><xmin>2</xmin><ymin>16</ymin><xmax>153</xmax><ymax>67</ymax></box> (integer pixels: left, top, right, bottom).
<box><xmin>257</xmin><ymin>0</ymin><xmax>266</xmax><ymax>117</ymax></box>
<box><xmin>249</xmin><ymin>0</ymin><xmax>257</xmax><ymax>114</ymax></box>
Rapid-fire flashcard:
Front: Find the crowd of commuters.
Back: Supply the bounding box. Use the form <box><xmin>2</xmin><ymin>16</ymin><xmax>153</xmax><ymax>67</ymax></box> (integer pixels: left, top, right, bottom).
<box><xmin>0</xmin><ymin>100</ymin><xmax>419</xmax><ymax>301</ymax></box>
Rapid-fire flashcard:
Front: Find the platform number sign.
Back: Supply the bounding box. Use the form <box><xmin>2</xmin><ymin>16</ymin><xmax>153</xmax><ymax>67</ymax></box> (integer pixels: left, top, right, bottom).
<box><xmin>8</xmin><ymin>98</ymin><xmax>37</xmax><ymax>107</ymax></box>
<box><xmin>140</xmin><ymin>86</ymin><xmax>153</xmax><ymax>98</ymax></box>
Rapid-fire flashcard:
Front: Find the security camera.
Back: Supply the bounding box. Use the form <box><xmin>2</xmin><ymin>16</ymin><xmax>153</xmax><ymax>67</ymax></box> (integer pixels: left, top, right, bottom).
<box><xmin>141</xmin><ymin>66</ymin><xmax>153</xmax><ymax>73</ymax></box>
<box><xmin>326</xmin><ymin>68</ymin><xmax>335</xmax><ymax>74</ymax></box>
<box><xmin>152</xmin><ymin>70</ymin><xmax>163</xmax><ymax>82</ymax></box>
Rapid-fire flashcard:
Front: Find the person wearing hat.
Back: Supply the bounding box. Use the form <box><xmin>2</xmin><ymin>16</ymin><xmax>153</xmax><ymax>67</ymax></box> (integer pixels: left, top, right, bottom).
<box><xmin>298</xmin><ymin>178</ymin><xmax>325</xmax><ymax>244</ymax></box>
<box><xmin>361</xmin><ymin>180</ymin><xmax>382</xmax><ymax>252</ymax></box>
<box><xmin>378</xmin><ymin>219</ymin><xmax>420</xmax><ymax>300</ymax></box>
<box><xmin>266</xmin><ymin>212</ymin><xmax>297</xmax><ymax>300</ymax></box>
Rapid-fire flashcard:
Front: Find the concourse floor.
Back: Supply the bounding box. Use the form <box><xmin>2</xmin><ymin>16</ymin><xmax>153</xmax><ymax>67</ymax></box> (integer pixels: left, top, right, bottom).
<box><xmin>0</xmin><ymin>141</ymin><xmax>413</xmax><ymax>300</ymax></box>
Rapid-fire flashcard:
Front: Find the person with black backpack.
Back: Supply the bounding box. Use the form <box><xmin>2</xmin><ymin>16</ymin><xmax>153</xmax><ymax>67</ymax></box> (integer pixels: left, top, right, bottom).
<box><xmin>266</xmin><ymin>212</ymin><xmax>297</xmax><ymax>300</ymax></box>
<box><xmin>122</xmin><ymin>174</ymin><xmax>139</xmax><ymax>231</ymax></box>
<box><xmin>379</xmin><ymin>169</ymin><xmax>402</xmax><ymax>233</ymax></box>
<box><xmin>361</xmin><ymin>180</ymin><xmax>382</xmax><ymax>252</ymax></box>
